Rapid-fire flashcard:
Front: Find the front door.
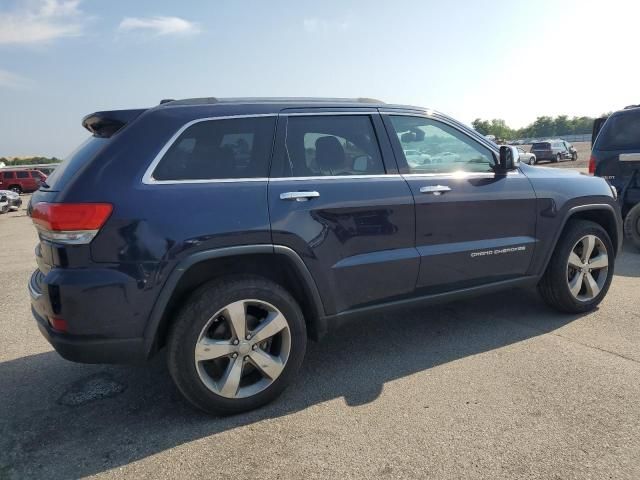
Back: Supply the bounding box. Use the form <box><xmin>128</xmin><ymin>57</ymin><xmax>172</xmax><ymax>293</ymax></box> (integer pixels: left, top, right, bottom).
<box><xmin>268</xmin><ymin>112</ymin><xmax>419</xmax><ymax>314</ymax></box>
<box><xmin>382</xmin><ymin>112</ymin><xmax>538</xmax><ymax>293</ymax></box>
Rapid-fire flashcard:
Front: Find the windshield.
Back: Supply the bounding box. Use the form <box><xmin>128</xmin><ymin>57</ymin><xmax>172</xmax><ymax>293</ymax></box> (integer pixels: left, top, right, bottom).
<box><xmin>596</xmin><ymin>110</ymin><xmax>640</xmax><ymax>151</ymax></box>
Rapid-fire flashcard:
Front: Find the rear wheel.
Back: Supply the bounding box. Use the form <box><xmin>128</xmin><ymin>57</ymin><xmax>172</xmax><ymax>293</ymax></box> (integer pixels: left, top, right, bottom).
<box><xmin>538</xmin><ymin>220</ymin><xmax>614</xmax><ymax>313</ymax></box>
<box><xmin>553</xmin><ymin>153</ymin><xmax>561</xmax><ymax>163</ymax></box>
<box><xmin>167</xmin><ymin>275</ymin><xmax>307</xmax><ymax>415</ymax></box>
<box><xmin>8</xmin><ymin>185</ymin><xmax>21</xmax><ymax>194</ymax></box>
<box><xmin>624</xmin><ymin>203</ymin><xmax>640</xmax><ymax>251</ymax></box>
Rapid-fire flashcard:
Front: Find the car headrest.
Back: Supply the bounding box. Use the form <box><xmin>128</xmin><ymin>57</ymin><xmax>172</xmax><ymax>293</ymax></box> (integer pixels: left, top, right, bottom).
<box><xmin>315</xmin><ymin>136</ymin><xmax>346</xmax><ymax>172</ymax></box>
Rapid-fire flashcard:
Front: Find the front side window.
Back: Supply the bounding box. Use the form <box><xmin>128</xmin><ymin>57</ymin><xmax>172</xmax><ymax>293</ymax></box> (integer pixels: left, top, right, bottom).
<box><xmin>17</xmin><ymin>171</ymin><xmax>29</xmax><ymax>179</ymax></box>
<box><xmin>152</xmin><ymin>116</ymin><xmax>276</xmax><ymax>181</ymax></box>
<box><xmin>389</xmin><ymin>116</ymin><xmax>495</xmax><ymax>174</ymax></box>
<box><xmin>281</xmin><ymin>115</ymin><xmax>385</xmax><ymax>177</ymax></box>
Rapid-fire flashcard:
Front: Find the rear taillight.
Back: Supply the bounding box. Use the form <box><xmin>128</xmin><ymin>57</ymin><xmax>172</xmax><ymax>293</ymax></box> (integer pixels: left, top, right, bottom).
<box><xmin>588</xmin><ymin>155</ymin><xmax>596</xmax><ymax>175</ymax></box>
<box><xmin>31</xmin><ymin>202</ymin><xmax>113</xmax><ymax>244</ymax></box>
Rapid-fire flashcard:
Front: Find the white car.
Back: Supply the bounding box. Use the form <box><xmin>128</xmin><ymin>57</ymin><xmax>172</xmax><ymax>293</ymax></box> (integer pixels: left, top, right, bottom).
<box><xmin>0</xmin><ymin>189</ymin><xmax>22</xmax><ymax>210</ymax></box>
<box><xmin>517</xmin><ymin>147</ymin><xmax>536</xmax><ymax>165</ymax></box>
<box><xmin>404</xmin><ymin>150</ymin><xmax>432</xmax><ymax>165</ymax></box>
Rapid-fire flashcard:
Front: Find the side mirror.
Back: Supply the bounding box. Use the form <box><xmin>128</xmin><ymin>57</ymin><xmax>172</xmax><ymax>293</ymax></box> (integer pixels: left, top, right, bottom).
<box><xmin>498</xmin><ymin>145</ymin><xmax>520</xmax><ymax>170</ymax></box>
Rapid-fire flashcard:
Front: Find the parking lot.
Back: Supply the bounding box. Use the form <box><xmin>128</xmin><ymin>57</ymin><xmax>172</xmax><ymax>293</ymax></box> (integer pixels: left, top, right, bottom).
<box><xmin>1</xmin><ymin>194</ymin><xmax>639</xmax><ymax>479</ymax></box>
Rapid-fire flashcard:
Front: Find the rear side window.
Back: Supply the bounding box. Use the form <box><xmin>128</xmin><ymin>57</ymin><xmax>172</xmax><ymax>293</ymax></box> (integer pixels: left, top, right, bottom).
<box><xmin>17</xmin><ymin>171</ymin><xmax>29</xmax><ymax>178</ymax></box>
<box><xmin>596</xmin><ymin>110</ymin><xmax>640</xmax><ymax>151</ymax></box>
<box><xmin>280</xmin><ymin>115</ymin><xmax>385</xmax><ymax>177</ymax></box>
<box><xmin>3</xmin><ymin>171</ymin><xmax>15</xmax><ymax>179</ymax></box>
<box><xmin>153</xmin><ymin>117</ymin><xmax>276</xmax><ymax>181</ymax></box>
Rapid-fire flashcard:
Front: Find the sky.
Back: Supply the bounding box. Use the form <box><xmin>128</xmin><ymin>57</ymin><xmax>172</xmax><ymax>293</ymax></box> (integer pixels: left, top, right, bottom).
<box><xmin>1</xmin><ymin>0</ymin><xmax>639</xmax><ymax>157</ymax></box>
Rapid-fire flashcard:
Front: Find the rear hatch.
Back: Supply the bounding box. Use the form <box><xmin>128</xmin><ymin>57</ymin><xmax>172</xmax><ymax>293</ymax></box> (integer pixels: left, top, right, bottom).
<box><xmin>592</xmin><ymin>109</ymin><xmax>640</xmax><ymax>192</ymax></box>
<box><xmin>30</xmin><ymin>109</ymin><xmax>145</xmax><ymax>276</ymax></box>
<box><xmin>530</xmin><ymin>142</ymin><xmax>551</xmax><ymax>153</ymax></box>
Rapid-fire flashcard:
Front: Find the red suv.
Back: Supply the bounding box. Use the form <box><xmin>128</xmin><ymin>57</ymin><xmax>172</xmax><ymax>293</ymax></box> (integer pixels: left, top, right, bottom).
<box><xmin>0</xmin><ymin>169</ymin><xmax>47</xmax><ymax>193</ymax></box>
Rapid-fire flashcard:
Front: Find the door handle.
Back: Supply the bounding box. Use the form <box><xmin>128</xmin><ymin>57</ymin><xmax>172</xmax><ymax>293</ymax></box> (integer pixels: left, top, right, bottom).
<box><xmin>279</xmin><ymin>191</ymin><xmax>320</xmax><ymax>202</ymax></box>
<box><xmin>419</xmin><ymin>185</ymin><xmax>451</xmax><ymax>195</ymax></box>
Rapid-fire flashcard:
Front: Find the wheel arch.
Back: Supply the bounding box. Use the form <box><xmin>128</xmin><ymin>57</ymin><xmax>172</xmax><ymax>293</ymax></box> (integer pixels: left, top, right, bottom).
<box><xmin>143</xmin><ymin>245</ymin><xmax>326</xmax><ymax>358</ymax></box>
<box><xmin>540</xmin><ymin>204</ymin><xmax>622</xmax><ymax>274</ymax></box>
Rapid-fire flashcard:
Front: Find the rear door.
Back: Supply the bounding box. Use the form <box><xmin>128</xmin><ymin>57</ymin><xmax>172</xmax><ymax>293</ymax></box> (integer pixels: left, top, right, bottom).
<box><xmin>382</xmin><ymin>112</ymin><xmax>537</xmax><ymax>293</ymax></box>
<box><xmin>16</xmin><ymin>171</ymin><xmax>35</xmax><ymax>191</ymax></box>
<box><xmin>268</xmin><ymin>111</ymin><xmax>418</xmax><ymax>315</ymax></box>
<box><xmin>592</xmin><ymin>109</ymin><xmax>640</xmax><ymax>191</ymax></box>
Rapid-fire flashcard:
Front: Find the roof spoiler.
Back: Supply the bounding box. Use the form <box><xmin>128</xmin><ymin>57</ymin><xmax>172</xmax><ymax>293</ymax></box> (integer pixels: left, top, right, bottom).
<box><xmin>82</xmin><ymin>109</ymin><xmax>146</xmax><ymax>138</ymax></box>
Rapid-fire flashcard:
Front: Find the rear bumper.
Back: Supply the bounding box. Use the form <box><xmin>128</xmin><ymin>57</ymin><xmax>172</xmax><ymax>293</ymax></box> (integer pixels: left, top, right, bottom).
<box><xmin>29</xmin><ymin>269</ymin><xmax>147</xmax><ymax>364</ymax></box>
<box><xmin>532</xmin><ymin>152</ymin><xmax>555</xmax><ymax>160</ymax></box>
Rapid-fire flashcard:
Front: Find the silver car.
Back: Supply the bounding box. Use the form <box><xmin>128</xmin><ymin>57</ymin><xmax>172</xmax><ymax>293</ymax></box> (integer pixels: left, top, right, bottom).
<box><xmin>0</xmin><ymin>189</ymin><xmax>22</xmax><ymax>210</ymax></box>
<box><xmin>517</xmin><ymin>147</ymin><xmax>536</xmax><ymax>165</ymax></box>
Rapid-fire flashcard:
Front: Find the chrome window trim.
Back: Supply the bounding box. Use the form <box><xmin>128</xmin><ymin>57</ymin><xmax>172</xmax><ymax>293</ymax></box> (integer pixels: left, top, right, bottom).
<box><xmin>282</xmin><ymin>111</ymin><xmax>378</xmax><ymax>116</ymax></box>
<box><xmin>270</xmin><ymin>174</ymin><xmax>402</xmax><ymax>182</ymax></box>
<box><xmin>402</xmin><ymin>171</ymin><xmax>520</xmax><ymax>179</ymax></box>
<box><xmin>141</xmin><ymin>114</ymin><xmax>277</xmax><ymax>185</ymax></box>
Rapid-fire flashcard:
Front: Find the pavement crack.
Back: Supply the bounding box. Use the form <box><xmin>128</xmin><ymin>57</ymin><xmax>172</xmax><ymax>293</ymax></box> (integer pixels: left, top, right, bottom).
<box><xmin>503</xmin><ymin>318</ymin><xmax>640</xmax><ymax>365</ymax></box>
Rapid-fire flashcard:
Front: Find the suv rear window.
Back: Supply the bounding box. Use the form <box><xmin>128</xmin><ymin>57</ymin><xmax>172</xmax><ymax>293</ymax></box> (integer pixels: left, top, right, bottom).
<box><xmin>532</xmin><ymin>143</ymin><xmax>550</xmax><ymax>149</ymax></box>
<box><xmin>44</xmin><ymin>136</ymin><xmax>110</xmax><ymax>191</ymax></box>
<box><xmin>596</xmin><ymin>110</ymin><xmax>640</xmax><ymax>151</ymax></box>
<box><xmin>153</xmin><ymin>117</ymin><xmax>276</xmax><ymax>181</ymax></box>
<box><xmin>3</xmin><ymin>171</ymin><xmax>15</xmax><ymax>179</ymax></box>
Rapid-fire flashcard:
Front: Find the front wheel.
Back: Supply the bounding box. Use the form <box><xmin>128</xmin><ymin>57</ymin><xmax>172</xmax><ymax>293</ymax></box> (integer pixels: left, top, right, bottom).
<box><xmin>572</xmin><ymin>152</ymin><xmax>578</xmax><ymax>161</ymax></box>
<box><xmin>167</xmin><ymin>275</ymin><xmax>307</xmax><ymax>415</ymax></box>
<box><xmin>624</xmin><ymin>203</ymin><xmax>640</xmax><ymax>251</ymax></box>
<box><xmin>538</xmin><ymin>220</ymin><xmax>614</xmax><ymax>313</ymax></box>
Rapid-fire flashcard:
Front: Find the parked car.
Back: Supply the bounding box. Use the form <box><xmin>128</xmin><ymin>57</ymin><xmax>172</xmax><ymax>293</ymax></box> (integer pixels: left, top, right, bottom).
<box><xmin>591</xmin><ymin>105</ymin><xmax>640</xmax><ymax>249</ymax></box>
<box><xmin>517</xmin><ymin>147</ymin><xmax>536</xmax><ymax>165</ymax></box>
<box><xmin>530</xmin><ymin>140</ymin><xmax>577</xmax><ymax>163</ymax></box>
<box><xmin>28</xmin><ymin>97</ymin><xmax>622</xmax><ymax>415</ymax></box>
<box><xmin>0</xmin><ymin>169</ymin><xmax>47</xmax><ymax>193</ymax></box>
<box><xmin>0</xmin><ymin>190</ymin><xmax>23</xmax><ymax>210</ymax></box>
<box><xmin>0</xmin><ymin>195</ymin><xmax>9</xmax><ymax>214</ymax></box>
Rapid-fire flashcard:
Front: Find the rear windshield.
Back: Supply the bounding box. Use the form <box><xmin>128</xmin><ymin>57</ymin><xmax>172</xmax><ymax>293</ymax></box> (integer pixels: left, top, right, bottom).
<box><xmin>596</xmin><ymin>110</ymin><xmax>640</xmax><ymax>151</ymax></box>
<box><xmin>43</xmin><ymin>136</ymin><xmax>109</xmax><ymax>190</ymax></box>
<box><xmin>531</xmin><ymin>142</ymin><xmax>550</xmax><ymax>149</ymax></box>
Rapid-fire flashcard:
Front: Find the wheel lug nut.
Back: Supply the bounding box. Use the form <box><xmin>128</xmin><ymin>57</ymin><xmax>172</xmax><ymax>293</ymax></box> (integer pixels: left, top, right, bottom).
<box><xmin>245</xmin><ymin>334</ymin><xmax>251</xmax><ymax>340</ymax></box>
<box><xmin>243</xmin><ymin>356</ymin><xmax>248</xmax><ymax>362</ymax></box>
<box><xmin>231</xmin><ymin>353</ymin><xmax>238</xmax><ymax>359</ymax></box>
<box><xmin>252</xmin><ymin>345</ymin><xmax>257</xmax><ymax>350</ymax></box>
<box><xmin>233</xmin><ymin>339</ymin><xmax>239</xmax><ymax>345</ymax></box>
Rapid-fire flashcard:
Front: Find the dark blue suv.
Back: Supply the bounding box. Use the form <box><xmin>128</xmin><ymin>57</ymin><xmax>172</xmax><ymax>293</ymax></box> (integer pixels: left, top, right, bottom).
<box><xmin>29</xmin><ymin>97</ymin><xmax>622</xmax><ymax>414</ymax></box>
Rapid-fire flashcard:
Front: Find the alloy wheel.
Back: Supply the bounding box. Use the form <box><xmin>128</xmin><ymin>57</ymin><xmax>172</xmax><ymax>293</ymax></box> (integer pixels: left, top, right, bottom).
<box><xmin>566</xmin><ymin>235</ymin><xmax>609</xmax><ymax>301</ymax></box>
<box><xmin>194</xmin><ymin>299</ymin><xmax>291</xmax><ymax>399</ymax></box>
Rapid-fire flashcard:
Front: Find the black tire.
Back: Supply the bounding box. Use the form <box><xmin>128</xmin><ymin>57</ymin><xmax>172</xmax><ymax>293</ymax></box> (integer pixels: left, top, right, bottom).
<box><xmin>9</xmin><ymin>185</ymin><xmax>22</xmax><ymax>194</ymax></box>
<box><xmin>624</xmin><ymin>203</ymin><xmax>640</xmax><ymax>251</ymax></box>
<box><xmin>553</xmin><ymin>153</ymin><xmax>561</xmax><ymax>163</ymax></box>
<box><xmin>167</xmin><ymin>275</ymin><xmax>307</xmax><ymax>415</ymax></box>
<box><xmin>572</xmin><ymin>152</ymin><xmax>578</xmax><ymax>161</ymax></box>
<box><xmin>538</xmin><ymin>220</ymin><xmax>614</xmax><ymax>313</ymax></box>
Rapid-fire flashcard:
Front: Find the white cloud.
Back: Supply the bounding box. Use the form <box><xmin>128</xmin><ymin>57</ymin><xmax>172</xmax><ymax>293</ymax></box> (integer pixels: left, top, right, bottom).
<box><xmin>303</xmin><ymin>17</ymin><xmax>350</xmax><ymax>33</ymax></box>
<box><xmin>118</xmin><ymin>16</ymin><xmax>200</xmax><ymax>36</ymax></box>
<box><xmin>0</xmin><ymin>0</ymin><xmax>85</xmax><ymax>45</ymax></box>
<box><xmin>0</xmin><ymin>69</ymin><xmax>34</xmax><ymax>89</ymax></box>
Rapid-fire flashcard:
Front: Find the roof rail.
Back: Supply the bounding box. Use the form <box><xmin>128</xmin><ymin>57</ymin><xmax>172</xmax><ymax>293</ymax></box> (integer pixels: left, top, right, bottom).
<box><xmin>159</xmin><ymin>97</ymin><xmax>385</xmax><ymax>107</ymax></box>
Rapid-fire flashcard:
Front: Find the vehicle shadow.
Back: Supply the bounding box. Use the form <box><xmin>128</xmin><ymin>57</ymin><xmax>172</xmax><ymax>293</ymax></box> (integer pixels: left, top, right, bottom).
<box><xmin>0</xmin><ymin>289</ymin><xmax>582</xmax><ymax>479</ymax></box>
